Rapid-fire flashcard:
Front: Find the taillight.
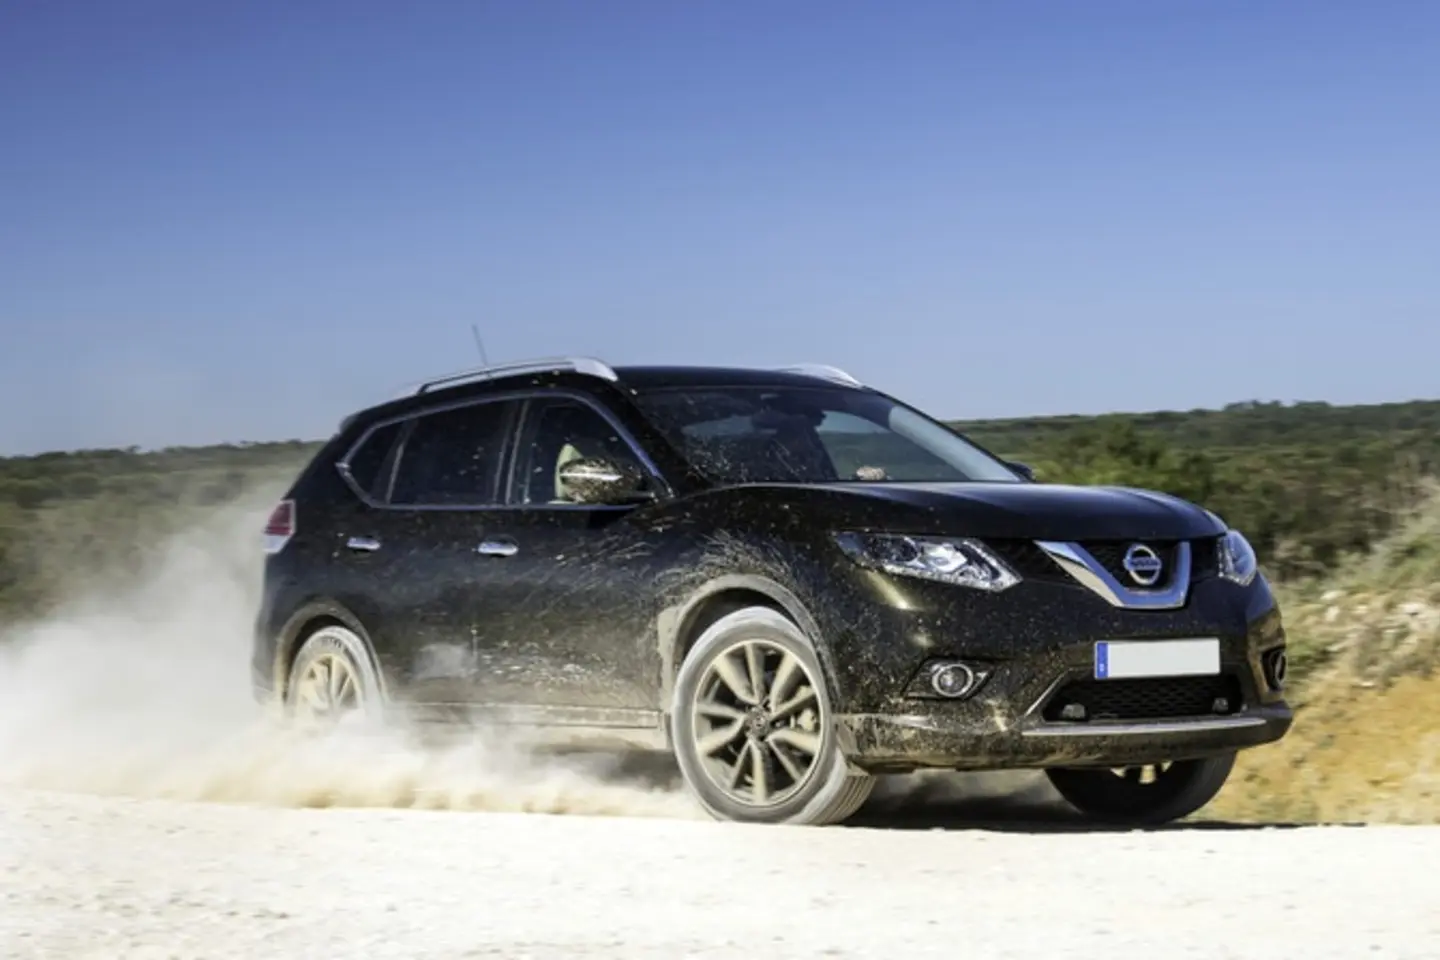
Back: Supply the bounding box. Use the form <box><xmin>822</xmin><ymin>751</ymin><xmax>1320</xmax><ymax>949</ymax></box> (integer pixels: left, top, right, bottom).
<box><xmin>264</xmin><ymin>499</ymin><xmax>295</xmax><ymax>554</ymax></box>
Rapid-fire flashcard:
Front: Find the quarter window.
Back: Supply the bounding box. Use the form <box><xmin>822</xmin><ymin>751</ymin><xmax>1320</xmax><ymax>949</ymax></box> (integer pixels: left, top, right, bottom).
<box><xmin>343</xmin><ymin>420</ymin><xmax>404</xmax><ymax>500</ymax></box>
<box><xmin>389</xmin><ymin>400</ymin><xmax>517</xmax><ymax>506</ymax></box>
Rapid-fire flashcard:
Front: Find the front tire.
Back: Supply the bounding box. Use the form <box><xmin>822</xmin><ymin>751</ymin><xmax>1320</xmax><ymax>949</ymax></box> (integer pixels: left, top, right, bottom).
<box><xmin>1045</xmin><ymin>753</ymin><xmax>1236</xmax><ymax>826</ymax></box>
<box><xmin>670</xmin><ymin>606</ymin><xmax>874</xmax><ymax>825</ymax></box>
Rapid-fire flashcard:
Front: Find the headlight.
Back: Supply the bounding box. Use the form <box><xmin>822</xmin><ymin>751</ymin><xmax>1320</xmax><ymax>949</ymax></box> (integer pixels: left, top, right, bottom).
<box><xmin>1218</xmin><ymin>529</ymin><xmax>1258</xmax><ymax>586</ymax></box>
<box><xmin>834</xmin><ymin>532</ymin><xmax>1021</xmax><ymax>592</ymax></box>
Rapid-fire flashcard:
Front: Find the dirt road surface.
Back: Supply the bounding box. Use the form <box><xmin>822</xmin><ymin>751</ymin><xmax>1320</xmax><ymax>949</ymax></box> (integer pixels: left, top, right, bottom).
<box><xmin>1</xmin><ymin>511</ymin><xmax>1433</xmax><ymax>958</ymax></box>
<box><xmin>3</xmin><ymin>786</ymin><xmax>1436</xmax><ymax>960</ymax></box>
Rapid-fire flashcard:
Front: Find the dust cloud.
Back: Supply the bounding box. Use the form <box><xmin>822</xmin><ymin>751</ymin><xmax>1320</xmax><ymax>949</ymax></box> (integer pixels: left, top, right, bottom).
<box><xmin>0</xmin><ymin>491</ymin><xmax>698</xmax><ymax>819</ymax></box>
<box><xmin>0</xmin><ymin>488</ymin><xmax>1069</xmax><ymax>827</ymax></box>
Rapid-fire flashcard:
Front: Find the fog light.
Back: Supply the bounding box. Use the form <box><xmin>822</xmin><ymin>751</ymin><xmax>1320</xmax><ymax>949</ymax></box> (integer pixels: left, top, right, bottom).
<box><xmin>1262</xmin><ymin>648</ymin><xmax>1288</xmax><ymax>690</ymax></box>
<box><xmin>929</xmin><ymin>663</ymin><xmax>977</xmax><ymax>699</ymax></box>
<box><xmin>905</xmin><ymin>659</ymin><xmax>992</xmax><ymax>700</ymax></box>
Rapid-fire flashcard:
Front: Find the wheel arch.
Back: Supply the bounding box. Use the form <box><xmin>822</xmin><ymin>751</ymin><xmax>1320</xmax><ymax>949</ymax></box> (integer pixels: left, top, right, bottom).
<box><xmin>270</xmin><ymin>599</ymin><xmax>390</xmax><ymax>703</ymax></box>
<box><xmin>656</xmin><ymin>574</ymin><xmax>841</xmax><ymax>717</ymax></box>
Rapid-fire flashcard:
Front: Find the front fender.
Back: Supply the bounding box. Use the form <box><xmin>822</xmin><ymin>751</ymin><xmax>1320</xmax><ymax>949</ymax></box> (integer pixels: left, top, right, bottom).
<box><xmin>655</xmin><ymin>571</ymin><xmax>845</xmax><ymax>714</ymax></box>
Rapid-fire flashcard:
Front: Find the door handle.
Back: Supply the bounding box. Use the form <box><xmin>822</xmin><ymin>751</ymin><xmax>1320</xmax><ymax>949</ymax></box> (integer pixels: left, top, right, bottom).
<box><xmin>346</xmin><ymin>536</ymin><xmax>382</xmax><ymax>553</ymax></box>
<box><xmin>476</xmin><ymin>539</ymin><xmax>518</xmax><ymax>557</ymax></box>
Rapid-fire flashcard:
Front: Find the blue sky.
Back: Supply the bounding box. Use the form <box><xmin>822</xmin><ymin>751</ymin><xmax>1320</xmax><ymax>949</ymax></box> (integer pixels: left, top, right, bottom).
<box><xmin>2</xmin><ymin>1</ymin><xmax>1437</xmax><ymax>455</ymax></box>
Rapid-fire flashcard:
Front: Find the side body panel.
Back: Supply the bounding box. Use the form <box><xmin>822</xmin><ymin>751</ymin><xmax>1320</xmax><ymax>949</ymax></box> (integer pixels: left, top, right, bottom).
<box><xmin>463</xmin><ymin>506</ymin><xmax>664</xmax><ymax>708</ymax></box>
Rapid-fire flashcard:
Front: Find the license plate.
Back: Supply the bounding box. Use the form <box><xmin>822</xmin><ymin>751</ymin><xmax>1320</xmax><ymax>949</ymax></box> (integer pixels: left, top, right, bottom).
<box><xmin>1094</xmin><ymin>638</ymin><xmax>1220</xmax><ymax>680</ymax></box>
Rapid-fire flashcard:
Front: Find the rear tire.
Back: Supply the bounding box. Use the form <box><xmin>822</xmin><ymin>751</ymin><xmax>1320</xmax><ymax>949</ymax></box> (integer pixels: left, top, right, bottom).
<box><xmin>284</xmin><ymin>624</ymin><xmax>386</xmax><ymax>730</ymax></box>
<box><xmin>670</xmin><ymin>606</ymin><xmax>874</xmax><ymax>825</ymax></box>
<box><xmin>1045</xmin><ymin>753</ymin><xmax>1236</xmax><ymax>826</ymax></box>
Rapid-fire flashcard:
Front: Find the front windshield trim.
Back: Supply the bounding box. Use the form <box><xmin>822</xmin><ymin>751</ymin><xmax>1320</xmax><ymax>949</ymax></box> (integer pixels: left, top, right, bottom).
<box><xmin>629</xmin><ymin>383</ymin><xmax>1025</xmax><ymax>486</ymax></box>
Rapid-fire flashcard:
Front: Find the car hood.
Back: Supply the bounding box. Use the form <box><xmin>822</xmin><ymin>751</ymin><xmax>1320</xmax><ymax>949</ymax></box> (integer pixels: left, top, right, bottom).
<box><xmin>795</xmin><ymin>481</ymin><xmax>1226</xmax><ymax>542</ymax></box>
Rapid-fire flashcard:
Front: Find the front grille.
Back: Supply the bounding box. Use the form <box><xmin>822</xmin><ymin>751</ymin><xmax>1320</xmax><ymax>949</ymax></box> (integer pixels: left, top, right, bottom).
<box><xmin>1041</xmin><ymin>674</ymin><xmax>1244</xmax><ymax>723</ymax></box>
<box><xmin>988</xmin><ymin>537</ymin><xmax>1222</xmax><ymax>587</ymax></box>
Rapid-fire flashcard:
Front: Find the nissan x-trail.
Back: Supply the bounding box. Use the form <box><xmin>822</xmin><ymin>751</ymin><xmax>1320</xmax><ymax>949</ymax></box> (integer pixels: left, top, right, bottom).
<box><xmin>254</xmin><ymin>357</ymin><xmax>1293</xmax><ymax>826</ymax></box>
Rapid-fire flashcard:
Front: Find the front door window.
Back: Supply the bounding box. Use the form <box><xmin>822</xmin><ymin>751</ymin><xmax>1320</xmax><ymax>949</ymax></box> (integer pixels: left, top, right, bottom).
<box><xmin>511</xmin><ymin>397</ymin><xmax>648</xmax><ymax>505</ymax></box>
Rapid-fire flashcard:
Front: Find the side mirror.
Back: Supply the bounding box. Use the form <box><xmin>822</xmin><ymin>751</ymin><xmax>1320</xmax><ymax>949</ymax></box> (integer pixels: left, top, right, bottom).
<box><xmin>556</xmin><ymin>456</ymin><xmax>650</xmax><ymax>505</ymax></box>
<box><xmin>1006</xmin><ymin>460</ymin><xmax>1036</xmax><ymax>481</ymax></box>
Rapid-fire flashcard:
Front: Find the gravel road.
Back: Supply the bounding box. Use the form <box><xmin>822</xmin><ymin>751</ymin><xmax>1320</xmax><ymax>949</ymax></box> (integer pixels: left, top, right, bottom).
<box><xmin>4</xmin><ymin>504</ymin><xmax>1432</xmax><ymax>957</ymax></box>
<box><xmin>3</xmin><ymin>786</ymin><xmax>1436</xmax><ymax>960</ymax></box>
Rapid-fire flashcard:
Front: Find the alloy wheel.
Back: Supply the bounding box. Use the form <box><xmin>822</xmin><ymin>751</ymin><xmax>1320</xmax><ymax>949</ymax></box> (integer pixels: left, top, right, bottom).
<box><xmin>689</xmin><ymin>638</ymin><xmax>825</xmax><ymax>807</ymax></box>
<box><xmin>1107</xmin><ymin>762</ymin><xmax>1174</xmax><ymax>785</ymax></box>
<box><xmin>1046</xmin><ymin>752</ymin><xmax>1237</xmax><ymax>825</ymax></box>
<box><xmin>291</xmin><ymin>651</ymin><xmax>364</xmax><ymax>722</ymax></box>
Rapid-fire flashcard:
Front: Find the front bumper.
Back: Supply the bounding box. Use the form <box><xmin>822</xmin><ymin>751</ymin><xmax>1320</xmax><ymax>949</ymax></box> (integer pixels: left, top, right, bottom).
<box><xmin>824</xmin><ymin>582</ymin><xmax>1295</xmax><ymax>771</ymax></box>
<box><xmin>838</xmin><ymin>703</ymin><xmax>1293</xmax><ymax>772</ymax></box>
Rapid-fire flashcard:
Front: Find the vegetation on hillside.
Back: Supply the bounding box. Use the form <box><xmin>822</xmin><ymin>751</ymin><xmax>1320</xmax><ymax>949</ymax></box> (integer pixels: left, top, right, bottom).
<box><xmin>2</xmin><ymin>396</ymin><xmax>1438</xmax><ymax>622</ymax></box>
<box><xmin>0</xmin><ymin>441</ymin><xmax>311</xmax><ymax>620</ymax></box>
<box><xmin>2</xmin><ymin>397</ymin><xmax>1440</xmax><ymax>824</ymax></box>
<box><xmin>959</xmin><ymin>398</ymin><xmax>1440</xmax><ymax>580</ymax></box>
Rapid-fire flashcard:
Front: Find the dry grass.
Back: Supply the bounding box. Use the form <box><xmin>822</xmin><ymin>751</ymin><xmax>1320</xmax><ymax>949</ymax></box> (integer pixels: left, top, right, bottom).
<box><xmin>1209</xmin><ymin>489</ymin><xmax>1440</xmax><ymax>824</ymax></box>
<box><xmin>1213</xmin><ymin>670</ymin><xmax>1440</xmax><ymax>823</ymax></box>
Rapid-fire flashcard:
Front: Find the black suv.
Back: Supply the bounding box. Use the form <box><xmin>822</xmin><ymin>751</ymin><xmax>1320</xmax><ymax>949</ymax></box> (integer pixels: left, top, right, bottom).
<box><xmin>254</xmin><ymin>358</ymin><xmax>1293</xmax><ymax>826</ymax></box>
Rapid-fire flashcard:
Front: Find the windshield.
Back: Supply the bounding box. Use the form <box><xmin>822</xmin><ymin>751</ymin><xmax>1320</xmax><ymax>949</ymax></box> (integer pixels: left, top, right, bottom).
<box><xmin>632</xmin><ymin>385</ymin><xmax>1022</xmax><ymax>485</ymax></box>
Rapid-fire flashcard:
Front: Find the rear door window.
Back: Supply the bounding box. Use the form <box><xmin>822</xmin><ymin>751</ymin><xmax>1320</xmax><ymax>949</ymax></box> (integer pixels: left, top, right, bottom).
<box><xmin>389</xmin><ymin>399</ymin><xmax>518</xmax><ymax>507</ymax></box>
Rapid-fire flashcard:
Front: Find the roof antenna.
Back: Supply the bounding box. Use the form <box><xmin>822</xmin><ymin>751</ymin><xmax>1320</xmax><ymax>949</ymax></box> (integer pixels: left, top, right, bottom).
<box><xmin>470</xmin><ymin>324</ymin><xmax>491</xmax><ymax>366</ymax></box>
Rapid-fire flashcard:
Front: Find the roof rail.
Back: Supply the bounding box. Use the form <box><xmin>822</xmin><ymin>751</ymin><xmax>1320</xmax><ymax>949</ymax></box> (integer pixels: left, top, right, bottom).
<box><xmin>774</xmin><ymin>363</ymin><xmax>865</xmax><ymax>388</ymax></box>
<box><xmin>395</xmin><ymin>356</ymin><xmax>619</xmax><ymax>398</ymax></box>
